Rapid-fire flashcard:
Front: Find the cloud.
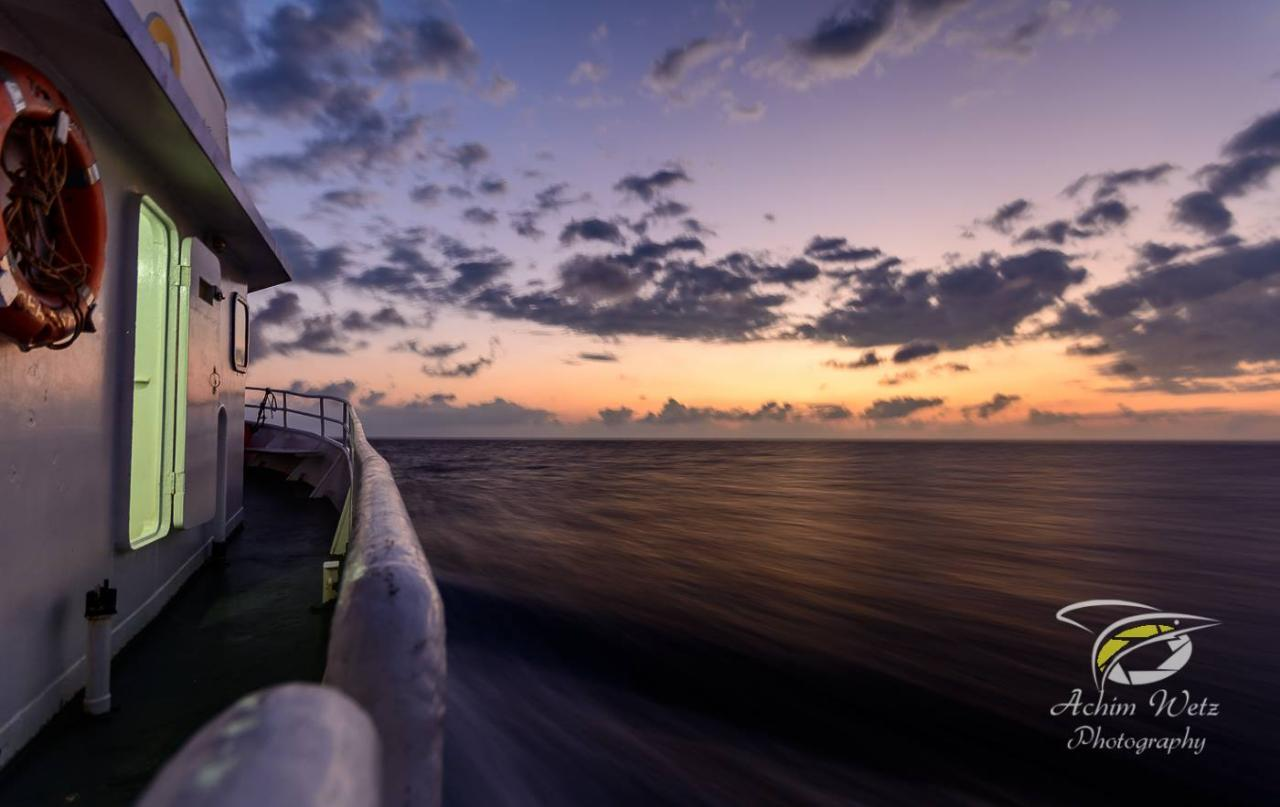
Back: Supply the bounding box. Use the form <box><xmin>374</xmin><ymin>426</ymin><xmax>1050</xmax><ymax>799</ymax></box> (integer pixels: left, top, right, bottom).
<box><xmin>1171</xmin><ymin>191</ymin><xmax>1233</xmax><ymax>236</ymax></box>
<box><xmin>450</xmin><ymin>258</ymin><xmax>512</xmax><ymax>295</ymax></box>
<box><xmin>316</xmin><ymin>187</ymin><xmax>375</xmax><ymax>211</ymax></box>
<box><xmin>273</xmin><ymin>314</ymin><xmax>352</xmax><ymax>355</ymax></box>
<box><xmin>423</xmin><ymin>356</ymin><xmax>493</xmax><ymax>378</ymax></box>
<box><xmin>409</xmin><ymin>183</ymin><xmax>443</xmax><ymax>205</ymax></box>
<box><xmin>639</xmin><ymin>398</ymin><xmax>795</xmax><ymax>425</ymax></box>
<box><xmin>808</xmin><ymin>403</ymin><xmax>854</xmax><ymax>420</ymax></box>
<box><xmin>578</xmin><ymin>351</ymin><xmax>619</xmax><ymax>362</ymax></box>
<box><xmin>645</xmin><ymin>34</ymin><xmax>748</xmax><ymax>97</ymax></box>
<box><xmin>892</xmin><ymin>341</ymin><xmax>940</xmax><ymax>363</ymax></box>
<box><xmin>751</xmin><ymin>0</ymin><xmax>896</xmax><ymax>89</ymax></box>
<box><xmin>1066</xmin><ymin>340</ymin><xmax>1111</xmax><ymax>356</ymax></box>
<box><xmin>614</xmin><ymin>167</ymin><xmax>692</xmax><ymax>202</ymax></box>
<box><xmin>470</xmin><ymin>252</ymin><xmax>789</xmax><ymax>341</ymax></box>
<box><xmin>560</xmin><ymin>218</ymin><xmax>627</xmax><ymax>246</ymax></box>
<box><xmin>371</xmin><ymin>17</ymin><xmax>477</xmax><ymax>81</ymax></box>
<box><xmin>190</xmin><ymin>0</ymin><xmax>253</xmax><ymax>60</ymax></box>
<box><xmin>482</xmin><ymin>72</ymin><xmax>517</xmax><ymax>104</ymax></box>
<box><xmin>341</xmin><ymin>305</ymin><xmax>407</xmax><ymax>331</ymax></box>
<box><xmin>247</xmin><ymin>290</ymin><xmax>303</xmax><ymax>358</ymax></box>
<box><xmin>569</xmin><ymin>61</ymin><xmax>608</xmax><ymax>84</ymax></box>
<box><xmin>723</xmin><ymin>96</ymin><xmax>766</xmax><ymax>122</ymax></box>
<box><xmin>462</xmin><ymin>207</ymin><xmax>499</xmax><ymax>226</ymax></box>
<box><xmin>289</xmin><ymin>379</ymin><xmax>357</xmax><ymax>400</ymax></box>
<box><xmin>984</xmin><ymin>198</ymin><xmax>1033</xmax><ymax>234</ymax></box>
<box><xmin>804</xmin><ymin>236</ymin><xmax>883</xmax><ymax>263</ymax></box>
<box><xmin>1064</xmin><ymin>239</ymin><xmax>1280</xmax><ymax>383</ymax></box>
<box><xmin>360</xmin><ymin>395</ymin><xmax>559</xmax><ymax>436</ymax></box>
<box><xmin>1017</xmin><ymin>198</ymin><xmax>1132</xmax><ymax>245</ymax></box>
<box><xmin>246</xmin><ymin>102</ymin><xmax>429</xmax><ymax>184</ymax></box>
<box><xmin>1027</xmin><ymin>408</ymin><xmax>1080</xmax><ymax>426</ymax></box>
<box><xmin>963</xmin><ymin>392</ymin><xmax>1020</xmax><ymax>419</ymax></box>
<box><xmin>751</xmin><ymin>0</ymin><xmax>970</xmax><ymax>89</ymax></box>
<box><xmin>446</xmin><ymin>141</ymin><xmax>491</xmax><ymax>170</ymax></box>
<box><xmin>823</xmin><ymin>350</ymin><xmax>880</xmax><ymax>369</ymax></box>
<box><xmin>1064</xmin><ymin>162</ymin><xmax>1176</xmax><ymax>201</ymax></box>
<box><xmin>861</xmin><ymin>396</ymin><xmax>944</xmax><ymax>420</ymax></box>
<box><xmin>272</xmin><ymin>226</ymin><xmax>349</xmax><ymax>285</ymax></box>
<box><xmin>598</xmin><ymin>406</ymin><xmax>634</xmax><ymax>426</ymax></box>
<box><xmin>477</xmin><ymin>177</ymin><xmax>508</xmax><ymax>196</ymax></box>
<box><xmin>394</xmin><ymin>340</ymin><xmax>466</xmax><ymax>359</ymax></box>
<box><xmin>799</xmin><ymin>248</ymin><xmax>1086</xmax><ymax>350</ymax></box>
<box><xmin>345</xmin><ymin>231</ymin><xmax>442</xmax><ymax>299</ymax></box>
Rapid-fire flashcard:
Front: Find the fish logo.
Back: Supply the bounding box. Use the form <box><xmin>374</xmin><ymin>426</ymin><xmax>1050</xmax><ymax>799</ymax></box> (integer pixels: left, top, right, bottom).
<box><xmin>1056</xmin><ymin>600</ymin><xmax>1218</xmax><ymax>691</ymax></box>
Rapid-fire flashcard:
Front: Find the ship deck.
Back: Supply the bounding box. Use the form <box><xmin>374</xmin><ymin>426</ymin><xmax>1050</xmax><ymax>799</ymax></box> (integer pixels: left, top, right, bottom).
<box><xmin>0</xmin><ymin>469</ymin><xmax>337</xmax><ymax>807</ymax></box>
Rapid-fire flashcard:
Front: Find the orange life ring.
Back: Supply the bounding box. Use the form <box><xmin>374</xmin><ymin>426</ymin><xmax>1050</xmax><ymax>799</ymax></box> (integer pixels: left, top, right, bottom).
<box><xmin>0</xmin><ymin>52</ymin><xmax>107</xmax><ymax>350</ymax></box>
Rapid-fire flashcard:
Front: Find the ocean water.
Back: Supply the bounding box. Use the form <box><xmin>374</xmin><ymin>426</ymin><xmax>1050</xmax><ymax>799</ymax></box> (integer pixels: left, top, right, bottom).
<box><xmin>374</xmin><ymin>439</ymin><xmax>1280</xmax><ymax>806</ymax></box>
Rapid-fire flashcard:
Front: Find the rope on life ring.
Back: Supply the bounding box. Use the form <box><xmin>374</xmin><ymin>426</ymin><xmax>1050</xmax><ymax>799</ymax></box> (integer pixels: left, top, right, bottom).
<box><xmin>0</xmin><ymin>52</ymin><xmax>107</xmax><ymax>351</ymax></box>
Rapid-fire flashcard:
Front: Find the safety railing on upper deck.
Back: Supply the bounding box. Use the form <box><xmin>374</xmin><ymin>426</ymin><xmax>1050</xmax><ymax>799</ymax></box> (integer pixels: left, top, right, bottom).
<box><xmin>246</xmin><ymin>385</ymin><xmax>351</xmax><ymax>454</ymax></box>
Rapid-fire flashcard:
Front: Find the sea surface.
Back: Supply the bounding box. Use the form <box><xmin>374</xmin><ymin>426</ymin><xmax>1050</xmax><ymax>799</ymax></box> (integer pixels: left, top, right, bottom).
<box><xmin>373</xmin><ymin>439</ymin><xmax>1280</xmax><ymax>806</ymax></box>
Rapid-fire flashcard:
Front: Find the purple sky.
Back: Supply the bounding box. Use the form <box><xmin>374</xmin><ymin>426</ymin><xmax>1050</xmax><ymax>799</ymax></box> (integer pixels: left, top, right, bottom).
<box><xmin>189</xmin><ymin>0</ymin><xmax>1280</xmax><ymax>437</ymax></box>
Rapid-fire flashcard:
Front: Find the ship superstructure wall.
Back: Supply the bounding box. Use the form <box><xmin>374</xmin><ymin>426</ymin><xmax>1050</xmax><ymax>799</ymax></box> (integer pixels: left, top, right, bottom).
<box><xmin>0</xmin><ymin>14</ymin><xmax>249</xmax><ymax>770</ymax></box>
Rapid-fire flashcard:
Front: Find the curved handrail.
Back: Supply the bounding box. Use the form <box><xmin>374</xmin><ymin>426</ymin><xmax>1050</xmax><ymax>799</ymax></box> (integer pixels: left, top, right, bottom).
<box><xmin>136</xmin><ymin>684</ymin><xmax>381</xmax><ymax>807</ymax></box>
<box><xmin>246</xmin><ymin>386</ymin><xmax>350</xmax><ymax>451</ymax></box>
<box><xmin>324</xmin><ymin>409</ymin><xmax>446</xmax><ymax>807</ymax></box>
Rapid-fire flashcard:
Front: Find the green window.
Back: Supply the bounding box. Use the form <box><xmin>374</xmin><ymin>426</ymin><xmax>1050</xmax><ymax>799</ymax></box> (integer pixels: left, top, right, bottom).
<box><xmin>128</xmin><ymin>197</ymin><xmax>191</xmax><ymax>547</ymax></box>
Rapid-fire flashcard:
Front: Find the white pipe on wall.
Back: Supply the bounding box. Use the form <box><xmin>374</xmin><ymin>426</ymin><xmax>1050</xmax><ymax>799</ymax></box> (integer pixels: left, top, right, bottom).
<box><xmin>83</xmin><ymin>580</ymin><xmax>117</xmax><ymax>716</ymax></box>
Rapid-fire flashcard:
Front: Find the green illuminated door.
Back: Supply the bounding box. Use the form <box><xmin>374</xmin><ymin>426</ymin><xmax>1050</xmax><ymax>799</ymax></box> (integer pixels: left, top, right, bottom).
<box><xmin>128</xmin><ymin>197</ymin><xmax>188</xmax><ymax>547</ymax></box>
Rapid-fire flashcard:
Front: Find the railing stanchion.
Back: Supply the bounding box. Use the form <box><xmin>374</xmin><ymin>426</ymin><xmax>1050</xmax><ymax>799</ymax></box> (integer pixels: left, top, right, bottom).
<box><xmin>282</xmin><ymin>391</ymin><xmax>288</xmax><ymax>429</ymax></box>
<box><xmin>320</xmin><ymin>398</ymin><xmax>326</xmax><ymax>439</ymax></box>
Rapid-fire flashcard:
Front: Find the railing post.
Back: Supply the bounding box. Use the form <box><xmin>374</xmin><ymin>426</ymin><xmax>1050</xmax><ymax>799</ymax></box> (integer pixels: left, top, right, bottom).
<box><xmin>282</xmin><ymin>391</ymin><xmax>288</xmax><ymax>429</ymax></box>
<box><xmin>320</xmin><ymin>398</ymin><xmax>326</xmax><ymax>439</ymax></box>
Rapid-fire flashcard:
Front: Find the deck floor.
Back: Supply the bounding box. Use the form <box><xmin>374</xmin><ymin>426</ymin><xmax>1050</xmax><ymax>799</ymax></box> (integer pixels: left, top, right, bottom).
<box><xmin>0</xmin><ymin>469</ymin><xmax>337</xmax><ymax>807</ymax></box>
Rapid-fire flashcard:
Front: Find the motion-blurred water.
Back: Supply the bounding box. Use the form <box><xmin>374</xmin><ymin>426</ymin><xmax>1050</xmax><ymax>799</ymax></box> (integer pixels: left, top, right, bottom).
<box><xmin>375</xmin><ymin>439</ymin><xmax>1280</xmax><ymax>806</ymax></box>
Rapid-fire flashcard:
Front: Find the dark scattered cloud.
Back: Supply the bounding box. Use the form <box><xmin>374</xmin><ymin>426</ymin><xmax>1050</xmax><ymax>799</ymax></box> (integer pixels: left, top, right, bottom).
<box><xmin>462</xmin><ymin>207</ymin><xmax>499</xmax><ymax>226</ymax></box>
<box><xmin>410</xmin><ymin>183</ymin><xmax>442</xmax><ymax>205</ymax></box>
<box><xmin>560</xmin><ymin>218</ymin><xmax>627</xmax><ymax>246</ymax></box>
<box><xmin>423</xmin><ymin>356</ymin><xmax>493</xmax><ymax>378</ymax></box>
<box><xmin>1027</xmin><ymin>408</ymin><xmax>1080</xmax><ymax>427</ymax></box>
<box><xmin>1017</xmin><ymin>199</ymin><xmax>1132</xmax><ymax>245</ymax></box>
<box><xmin>799</xmin><ymin>248</ymin><xmax>1086</xmax><ymax>350</ymax></box>
<box><xmin>984</xmin><ymin>198</ymin><xmax>1033</xmax><ymax>234</ymax></box>
<box><xmin>892</xmin><ymin>341</ymin><xmax>941</xmax><ymax>364</ymax></box>
<box><xmin>578</xmin><ymin>351</ymin><xmax>619</xmax><ymax>362</ymax></box>
<box><xmin>360</xmin><ymin>395</ymin><xmax>559</xmax><ymax>435</ymax></box>
<box><xmin>614</xmin><ymin>167</ymin><xmax>691</xmax><ymax>202</ymax></box>
<box><xmin>394</xmin><ymin>340</ymin><xmax>466</xmax><ymax>359</ymax></box>
<box><xmin>1171</xmin><ymin>191</ymin><xmax>1234</xmax><ymax>236</ymax></box>
<box><xmin>861</xmin><ymin>396</ymin><xmax>944</xmax><ymax>420</ymax></box>
<box><xmin>752</xmin><ymin>0</ymin><xmax>969</xmax><ymax>88</ymax></box>
<box><xmin>1052</xmin><ymin>239</ymin><xmax>1280</xmax><ymax>384</ymax></box>
<box><xmin>804</xmin><ymin>236</ymin><xmax>883</xmax><ymax>263</ymax></box>
<box><xmin>272</xmin><ymin>226</ymin><xmax>349</xmax><ymax>285</ymax></box>
<box><xmin>273</xmin><ymin>314</ymin><xmax>352</xmax><ymax>356</ymax></box>
<box><xmin>1133</xmin><ymin>241</ymin><xmax>1193</xmax><ymax>268</ymax></box>
<box><xmin>963</xmin><ymin>392</ymin><xmax>1020</xmax><ymax>419</ymax></box>
<box><xmin>640</xmin><ymin>398</ymin><xmax>795</xmax><ymax>425</ymax></box>
<box><xmin>823</xmin><ymin>350</ymin><xmax>880</xmax><ymax>370</ymax></box>
<box><xmin>1064</xmin><ymin>163</ymin><xmax>1176</xmax><ymax>201</ymax></box>
<box><xmin>190</xmin><ymin>0</ymin><xmax>253</xmax><ymax>60</ymax></box>
<box><xmin>470</xmin><ymin>250</ymin><xmax>789</xmax><ymax>341</ymax></box>
<box><xmin>477</xmin><ymin>177</ymin><xmax>508</xmax><ymax>196</ymax></box>
<box><xmin>446</xmin><ymin>141</ymin><xmax>491</xmax><ymax>171</ymax></box>
<box><xmin>289</xmin><ymin>379</ymin><xmax>357</xmax><ymax>400</ymax></box>
<box><xmin>1066</xmin><ymin>340</ymin><xmax>1111</xmax><ymax>357</ymax></box>
<box><xmin>645</xmin><ymin>35</ymin><xmax>746</xmax><ymax>95</ymax></box>
<box><xmin>598</xmin><ymin>406</ymin><xmax>635</xmax><ymax>426</ymax></box>
<box><xmin>450</xmin><ymin>258</ymin><xmax>512</xmax><ymax>295</ymax></box>
<box><xmin>371</xmin><ymin>17</ymin><xmax>477</xmax><ymax>82</ymax></box>
<box><xmin>808</xmin><ymin>403</ymin><xmax>853</xmax><ymax>421</ymax></box>
<box><xmin>315</xmin><ymin>187</ymin><xmax>375</xmax><ymax>210</ymax></box>
<box><xmin>341</xmin><ymin>305</ymin><xmax>407</xmax><ymax>332</ymax></box>
<box><xmin>879</xmin><ymin>370</ymin><xmax>916</xmax><ymax>386</ymax></box>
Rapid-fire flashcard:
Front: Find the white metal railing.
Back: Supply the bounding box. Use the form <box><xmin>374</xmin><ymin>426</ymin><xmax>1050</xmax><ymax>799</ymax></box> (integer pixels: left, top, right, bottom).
<box><xmin>246</xmin><ymin>386</ymin><xmax>350</xmax><ymax>451</ymax></box>
<box><xmin>147</xmin><ymin>400</ymin><xmax>445</xmax><ymax>807</ymax></box>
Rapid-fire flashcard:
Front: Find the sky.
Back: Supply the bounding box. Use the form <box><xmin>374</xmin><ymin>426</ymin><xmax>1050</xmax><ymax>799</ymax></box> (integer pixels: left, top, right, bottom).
<box><xmin>186</xmin><ymin>0</ymin><xmax>1280</xmax><ymax>437</ymax></box>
